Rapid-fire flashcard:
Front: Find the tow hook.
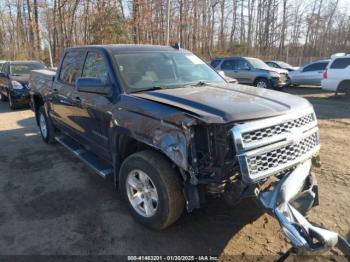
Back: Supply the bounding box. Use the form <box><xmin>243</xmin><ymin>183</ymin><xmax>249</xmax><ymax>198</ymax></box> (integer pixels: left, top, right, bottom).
<box><xmin>259</xmin><ymin>160</ymin><xmax>349</xmax><ymax>253</ymax></box>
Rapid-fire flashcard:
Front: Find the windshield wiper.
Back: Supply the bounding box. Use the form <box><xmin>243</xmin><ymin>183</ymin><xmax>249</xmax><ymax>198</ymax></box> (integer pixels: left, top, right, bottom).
<box><xmin>189</xmin><ymin>81</ymin><xmax>216</xmax><ymax>87</ymax></box>
<box><xmin>131</xmin><ymin>86</ymin><xmax>164</xmax><ymax>93</ymax></box>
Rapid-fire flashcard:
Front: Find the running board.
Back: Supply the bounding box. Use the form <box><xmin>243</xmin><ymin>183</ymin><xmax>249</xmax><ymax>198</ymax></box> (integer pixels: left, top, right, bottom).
<box><xmin>55</xmin><ymin>135</ymin><xmax>113</xmax><ymax>178</ymax></box>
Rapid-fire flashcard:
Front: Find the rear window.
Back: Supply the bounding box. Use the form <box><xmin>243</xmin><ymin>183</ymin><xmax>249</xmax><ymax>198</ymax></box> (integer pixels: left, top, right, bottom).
<box><xmin>210</xmin><ymin>59</ymin><xmax>222</xmax><ymax>68</ymax></box>
<box><xmin>221</xmin><ymin>59</ymin><xmax>236</xmax><ymax>70</ymax></box>
<box><xmin>59</xmin><ymin>51</ymin><xmax>85</xmax><ymax>85</ymax></box>
<box><xmin>330</xmin><ymin>58</ymin><xmax>350</xmax><ymax>69</ymax></box>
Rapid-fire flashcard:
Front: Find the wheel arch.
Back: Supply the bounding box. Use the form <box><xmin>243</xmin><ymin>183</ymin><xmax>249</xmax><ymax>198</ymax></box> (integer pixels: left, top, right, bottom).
<box><xmin>32</xmin><ymin>94</ymin><xmax>45</xmax><ymax>125</ymax></box>
<box><xmin>110</xmin><ymin>127</ymin><xmax>189</xmax><ymax>188</ymax></box>
<box><xmin>253</xmin><ymin>76</ymin><xmax>269</xmax><ymax>85</ymax></box>
<box><xmin>336</xmin><ymin>79</ymin><xmax>350</xmax><ymax>94</ymax></box>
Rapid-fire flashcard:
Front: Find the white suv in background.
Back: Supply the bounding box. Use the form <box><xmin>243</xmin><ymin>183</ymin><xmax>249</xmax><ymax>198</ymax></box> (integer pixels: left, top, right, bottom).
<box><xmin>321</xmin><ymin>55</ymin><xmax>350</xmax><ymax>94</ymax></box>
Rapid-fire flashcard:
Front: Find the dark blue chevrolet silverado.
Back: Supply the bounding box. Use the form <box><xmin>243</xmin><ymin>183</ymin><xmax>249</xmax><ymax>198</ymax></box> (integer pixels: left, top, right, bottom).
<box><xmin>29</xmin><ymin>44</ymin><xmax>343</xmax><ymax>253</ymax></box>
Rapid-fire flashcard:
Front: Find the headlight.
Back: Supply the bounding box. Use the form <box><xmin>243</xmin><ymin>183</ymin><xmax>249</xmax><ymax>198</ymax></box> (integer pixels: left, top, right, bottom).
<box><xmin>11</xmin><ymin>80</ymin><xmax>24</xmax><ymax>90</ymax></box>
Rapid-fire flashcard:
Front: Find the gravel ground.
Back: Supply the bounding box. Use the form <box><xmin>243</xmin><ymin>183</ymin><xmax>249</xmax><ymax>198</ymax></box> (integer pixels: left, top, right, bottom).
<box><xmin>0</xmin><ymin>87</ymin><xmax>349</xmax><ymax>259</ymax></box>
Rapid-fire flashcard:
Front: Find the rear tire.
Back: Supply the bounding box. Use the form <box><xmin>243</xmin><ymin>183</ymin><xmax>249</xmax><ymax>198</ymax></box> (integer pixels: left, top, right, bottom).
<box><xmin>38</xmin><ymin>106</ymin><xmax>56</xmax><ymax>144</ymax></box>
<box><xmin>120</xmin><ymin>150</ymin><xmax>185</xmax><ymax>230</ymax></box>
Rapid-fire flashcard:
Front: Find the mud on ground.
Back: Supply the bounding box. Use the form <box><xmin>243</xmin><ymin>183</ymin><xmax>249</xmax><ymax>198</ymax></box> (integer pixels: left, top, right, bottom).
<box><xmin>0</xmin><ymin>87</ymin><xmax>349</xmax><ymax>259</ymax></box>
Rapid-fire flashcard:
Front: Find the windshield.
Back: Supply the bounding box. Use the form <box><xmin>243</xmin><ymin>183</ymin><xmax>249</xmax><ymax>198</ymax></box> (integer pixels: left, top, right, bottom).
<box><xmin>275</xmin><ymin>61</ymin><xmax>294</xmax><ymax>69</ymax></box>
<box><xmin>246</xmin><ymin>58</ymin><xmax>271</xmax><ymax>70</ymax></box>
<box><xmin>113</xmin><ymin>51</ymin><xmax>226</xmax><ymax>92</ymax></box>
<box><xmin>10</xmin><ymin>63</ymin><xmax>45</xmax><ymax>75</ymax></box>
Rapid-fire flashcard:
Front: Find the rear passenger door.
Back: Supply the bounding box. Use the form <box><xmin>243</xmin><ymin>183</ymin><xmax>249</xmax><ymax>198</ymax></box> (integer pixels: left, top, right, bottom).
<box><xmin>220</xmin><ymin>59</ymin><xmax>241</xmax><ymax>81</ymax></box>
<box><xmin>50</xmin><ymin>50</ymin><xmax>86</xmax><ymax>138</ymax></box>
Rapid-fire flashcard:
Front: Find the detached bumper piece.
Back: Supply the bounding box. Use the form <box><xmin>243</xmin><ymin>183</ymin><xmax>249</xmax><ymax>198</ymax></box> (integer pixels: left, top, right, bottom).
<box><xmin>259</xmin><ymin>160</ymin><xmax>339</xmax><ymax>253</ymax></box>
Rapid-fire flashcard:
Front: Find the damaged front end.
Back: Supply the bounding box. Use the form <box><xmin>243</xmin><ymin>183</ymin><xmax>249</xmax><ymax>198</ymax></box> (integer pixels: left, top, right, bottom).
<box><xmin>185</xmin><ymin>106</ymin><xmax>344</xmax><ymax>253</ymax></box>
<box><xmin>259</xmin><ymin>160</ymin><xmax>338</xmax><ymax>253</ymax></box>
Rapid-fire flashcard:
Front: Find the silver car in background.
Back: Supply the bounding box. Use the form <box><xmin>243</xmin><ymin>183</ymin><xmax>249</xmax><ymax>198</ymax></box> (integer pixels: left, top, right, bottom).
<box><xmin>289</xmin><ymin>60</ymin><xmax>330</xmax><ymax>86</ymax></box>
<box><xmin>210</xmin><ymin>57</ymin><xmax>288</xmax><ymax>90</ymax></box>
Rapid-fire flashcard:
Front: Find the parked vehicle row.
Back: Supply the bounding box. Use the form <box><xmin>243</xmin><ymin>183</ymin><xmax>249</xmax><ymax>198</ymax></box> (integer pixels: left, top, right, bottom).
<box><xmin>211</xmin><ymin>55</ymin><xmax>350</xmax><ymax>94</ymax></box>
<box><xmin>0</xmin><ymin>60</ymin><xmax>46</xmax><ymax>109</ymax></box>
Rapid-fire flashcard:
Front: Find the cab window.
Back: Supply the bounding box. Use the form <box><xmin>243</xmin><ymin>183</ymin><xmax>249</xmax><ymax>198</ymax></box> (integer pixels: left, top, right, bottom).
<box><xmin>82</xmin><ymin>52</ymin><xmax>110</xmax><ymax>84</ymax></box>
<box><xmin>59</xmin><ymin>51</ymin><xmax>85</xmax><ymax>85</ymax></box>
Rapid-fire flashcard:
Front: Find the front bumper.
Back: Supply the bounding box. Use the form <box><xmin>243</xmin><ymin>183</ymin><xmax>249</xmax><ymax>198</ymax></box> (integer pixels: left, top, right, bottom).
<box><xmin>259</xmin><ymin>160</ymin><xmax>339</xmax><ymax>253</ymax></box>
<box><xmin>270</xmin><ymin>75</ymin><xmax>289</xmax><ymax>88</ymax></box>
<box><xmin>11</xmin><ymin>89</ymin><xmax>30</xmax><ymax>105</ymax></box>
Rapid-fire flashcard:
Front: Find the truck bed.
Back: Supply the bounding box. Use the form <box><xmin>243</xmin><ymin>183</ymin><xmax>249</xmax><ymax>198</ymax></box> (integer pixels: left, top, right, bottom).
<box><xmin>29</xmin><ymin>69</ymin><xmax>56</xmax><ymax>94</ymax></box>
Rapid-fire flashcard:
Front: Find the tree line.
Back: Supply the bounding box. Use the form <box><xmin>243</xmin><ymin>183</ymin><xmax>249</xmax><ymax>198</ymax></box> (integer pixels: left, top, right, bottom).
<box><xmin>0</xmin><ymin>0</ymin><xmax>349</xmax><ymax>66</ymax></box>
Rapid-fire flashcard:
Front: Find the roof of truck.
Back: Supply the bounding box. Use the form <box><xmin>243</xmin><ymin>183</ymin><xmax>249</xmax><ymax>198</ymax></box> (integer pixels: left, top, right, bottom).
<box><xmin>66</xmin><ymin>44</ymin><xmax>190</xmax><ymax>53</ymax></box>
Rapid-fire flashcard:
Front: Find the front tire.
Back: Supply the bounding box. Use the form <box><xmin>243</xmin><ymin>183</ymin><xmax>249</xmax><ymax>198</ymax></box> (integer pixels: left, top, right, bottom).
<box><xmin>38</xmin><ymin>106</ymin><xmax>56</xmax><ymax>144</ymax></box>
<box><xmin>254</xmin><ymin>78</ymin><xmax>270</xmax><ymax>89</ymax></box>
<box><xmin>120</xmin><ymin>150</ymin><xmax>185</xmax><ymax>230</ymax></box>
<box><xmin>0</xmin><ymin>92</ymin><xmax>7</xmax><ymax>102</ymax></box>
<box><xmin>8</xmin><ymin>92</ymin><xmax>17</xmax><ymax>110</ymax></box>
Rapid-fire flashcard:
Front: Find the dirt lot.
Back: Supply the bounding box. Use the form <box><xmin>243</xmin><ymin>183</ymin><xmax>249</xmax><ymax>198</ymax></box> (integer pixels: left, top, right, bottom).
<box><xmin>0</xmin><ymin>87</ymin><xmax>349</xmax><ymax>258</ymax></box>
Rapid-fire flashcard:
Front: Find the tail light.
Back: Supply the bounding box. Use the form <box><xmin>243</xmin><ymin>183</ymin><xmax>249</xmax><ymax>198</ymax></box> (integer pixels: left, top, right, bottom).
<box><xmin>323</xmin><ymin>69</ymin><xmax>328</xmax><ymax>79</ymax></box>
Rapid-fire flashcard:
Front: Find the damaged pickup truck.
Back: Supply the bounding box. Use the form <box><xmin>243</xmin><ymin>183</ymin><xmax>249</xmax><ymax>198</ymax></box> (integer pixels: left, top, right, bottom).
<box><xmin>29</xmin><ymin>45</ymin><xmax>343</xmax><ymax>253</ymax></box>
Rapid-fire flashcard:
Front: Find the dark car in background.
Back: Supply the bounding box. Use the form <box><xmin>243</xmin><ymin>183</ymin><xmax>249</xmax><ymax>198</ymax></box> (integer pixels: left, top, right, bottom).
<box><xmin>265</xmin><ymin>60</ymin><xmax>299</xmax><ymax>72</ymax></box>
<box><xmin>210</xmin><ymin>56</ymin><xmax>288</xmax><ymax>89</ymax></box>
<box><xmin>0</xmin><ymin>61</ymin><xmax>6</xmax><ymax>71</ymax></box>
<box><xmin>0</xmin><ymin>60</ymin><xmax>46</xmax><ymax>109</ymax></box>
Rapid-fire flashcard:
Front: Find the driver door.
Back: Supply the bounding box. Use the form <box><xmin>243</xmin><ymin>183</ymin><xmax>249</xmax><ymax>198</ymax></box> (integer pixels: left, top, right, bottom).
<box><xmin>72</xmin><ymin>51</ymin><xmax>114</xmax><ymax>159</ymax></box>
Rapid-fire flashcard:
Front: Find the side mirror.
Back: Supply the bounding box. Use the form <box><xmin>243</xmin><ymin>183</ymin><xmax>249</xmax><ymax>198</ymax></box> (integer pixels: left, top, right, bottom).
<box><xmin>0</xmin><ymin>72</ymin><xmax>7</xmax><ymax>78</ymax></box>
<box><xmin>76</xmin><ymin>78</ymin><xmax>113</xmax><ymax>97</ymax></box>
<box><xmin>242</xmin><ymin>66</ymin><xmax>251</xmax><ymax>71</ymax></box>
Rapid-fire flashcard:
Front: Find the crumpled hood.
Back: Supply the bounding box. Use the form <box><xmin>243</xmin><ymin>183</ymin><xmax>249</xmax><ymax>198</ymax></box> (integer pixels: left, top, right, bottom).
<box><xmin>268</xmin><ymin>67</ymin><xmax>289</xmax><ymax>74</ymax></box>
<box><xmin>132</xmin><ymin>84</ymin><xmax>312</xmax><ymax>124</ymax></box>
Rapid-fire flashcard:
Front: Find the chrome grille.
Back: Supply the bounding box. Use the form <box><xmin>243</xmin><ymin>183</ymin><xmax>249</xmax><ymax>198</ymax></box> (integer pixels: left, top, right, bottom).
<box><xmin>231</xmin><ymin>108</ymin><xmax>320</xmax><ymax>183</ymax></box>
<box><xmin>247</xmin><ymin>132</ymin><xmax>319</xmax><ymax>177</ymax></box>
<box><xmin>279</xmin><ymin>73</ymin><xmax>288</xmax><ymax>83</ymax></box>
<box><xmin>242</xmin><ymin>113</ymin><xmax>315</xmax><ymax>144</ymax></box>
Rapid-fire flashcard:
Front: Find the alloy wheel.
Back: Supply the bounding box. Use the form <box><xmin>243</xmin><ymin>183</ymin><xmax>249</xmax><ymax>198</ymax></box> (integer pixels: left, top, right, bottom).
<box><xmin>256</xmin><ymin>81</ymin><xmax>268</xmax><ymax>88</ymax></box>
<box><xmin>126</xmin><ymin>169</ymin><xmax>158</xmax><ymax>217</ymax></box>
<box><xmin>39</xmin><ymin>113</ymin><xmax>48</xmax><ymax>139</ymax></box>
